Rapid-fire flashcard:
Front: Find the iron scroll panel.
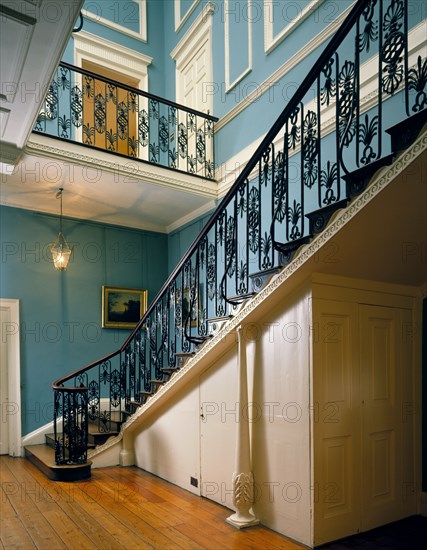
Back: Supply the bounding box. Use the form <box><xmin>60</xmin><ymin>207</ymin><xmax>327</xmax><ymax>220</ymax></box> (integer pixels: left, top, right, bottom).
<box><xmin>35</xmin><ymin>62</ymin><xmax>217</xmax><ymax>180</ymax></box>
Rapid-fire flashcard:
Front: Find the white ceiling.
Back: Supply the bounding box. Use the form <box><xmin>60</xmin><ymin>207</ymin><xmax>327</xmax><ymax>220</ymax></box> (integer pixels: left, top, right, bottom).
<box><xmin>0</xmin><ymin>136</ymin><xmax>218</xmax><ymax>233</ymax></box>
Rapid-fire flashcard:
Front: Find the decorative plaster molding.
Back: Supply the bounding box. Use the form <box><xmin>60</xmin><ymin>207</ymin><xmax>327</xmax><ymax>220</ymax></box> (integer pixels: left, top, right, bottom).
<box><xmin>25</xmin><ymin>136</ymin><xmax>218</xmax><ymax>200</ymax></box>
<box><xmin>264</xmin><ymin>0</ymin><xmax>326</xmax><ymax>55</ymax></box>
<box><xmin>225</xmin><ymin>0</ymin><xmax>253</xmax><ymax>92</ymax></box>
<box><xmin>215</xmin><ymin>2</ymin><xmax>354</xmax><ymax>133</ymax></box>
<box><xmin>90</xmin><ymin>129</ymin><xmax>426</xmax><ymax>461</ymax></box>
<box><xmin>73</xmin><ymin>30</ymin><xmax>152</xmax><ymax>89</ymax></box>
<box><xmin>171</xmin><ymin>2</ymin><xmax>215</xmax><ymax>63</ymax></box>
<box><xmin>174</xmin><ymin>0</ymin><xmax>201</xmax><ymax>33</ymax></box>
<box><xmin>82</xmin><ymin>0</ymin><xmax>147</xmax><ymax>42</ymax></box>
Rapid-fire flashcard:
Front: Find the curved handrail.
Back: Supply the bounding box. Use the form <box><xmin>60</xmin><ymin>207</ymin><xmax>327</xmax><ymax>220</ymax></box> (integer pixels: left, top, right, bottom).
<box><xmin>52</xmin><ymin>0</ymin><xmax>426</xmax><ymax>466</ymax></box>
<box><xmin>52</xmin><ymin>0</ymin><xmax>370</xmax><ymax>390</ymax></box>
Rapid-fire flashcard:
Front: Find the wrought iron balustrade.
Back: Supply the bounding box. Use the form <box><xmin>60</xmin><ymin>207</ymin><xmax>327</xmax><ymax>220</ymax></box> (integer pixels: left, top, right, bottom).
<box><xmin>34</xmin><ymin>62</ymin><xmax>218</xmax><ymax>180</ymax></box>
<box><xmin>52</xmin><ymin>0</ymin><xmax>426</xmax><ymax>466</ymax></box>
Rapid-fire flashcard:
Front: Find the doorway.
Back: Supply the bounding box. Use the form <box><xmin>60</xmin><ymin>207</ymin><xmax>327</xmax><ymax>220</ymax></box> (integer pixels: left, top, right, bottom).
<box><xmin>0</xmin><ymin>299</ymin><xmax>21</xmax><ymax>456</ymax></box>
<box><xmin>81</xmin><ymin>60</ymin><xmax>140</xmax><ymax>157</ymax></box>
<box><xmin>313</xmin><ymin>296</ymin><xmax>417</xmax><ymax>545</ymax></box>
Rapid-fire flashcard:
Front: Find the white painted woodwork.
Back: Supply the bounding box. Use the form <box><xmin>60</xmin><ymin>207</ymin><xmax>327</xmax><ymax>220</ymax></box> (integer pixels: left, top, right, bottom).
<box><xmin>0</xmin><ymin>306</ymin><xmax>10</xmax><ymax>455</ymax></box>
<box><xmin>0</xmin><ymin>0</ymin><xmax>84</xmax><ymax>165</ymax></box>
<box><xmin>136</xmin><ymin>284</ymin><xmax>313</xmax><ymax>546</ymax></box>
<box><xmin>73</xmin><ymin>30</ymin><xmax>152</xmax><ymax>91</ymax></box>
<box><xmin>199</xmin><ymin>346</ymin><xmax>238</xmax><ymax>509</ymax></box>
<box><xmin>0</xmin><ymin>299</ymin><xmax>21</xmax><ymax>457</ymax></box>
<box><xmin>312</xmin><ymin>298</ymin><xmax>361</xmax><ymax>543</ymax></box>
<box><xmin>360</xmin><ymin>305</ymin><xmax>416</xmax><ymax>530</ymax></box>
<box><xmin>179</xmin><ymin>46</ymin><xmax>207</xmax><ymax>111</ymax></box>
<box><xmin>172</xmin><ymin>3</ymin><xmax>214</xmax><ymax>115</ymax></box>
<box><xmin>312</xmin><ymin>282</ymin><xmax>418</xmax><ymax>546</ymax></box>
<box><xmin>133</xmin><ymin>378</ymin><xmax>201</xmax><ymax>496</ymax></box>
<box><xmin>226</xmin><ymin>326</ymin><xmax>259</xmax><ymax>528</ymax></box>
<box><xmin>82</xmin><ymin>0</ymin><xmax>147</xmax><ymax>42</ymax></box>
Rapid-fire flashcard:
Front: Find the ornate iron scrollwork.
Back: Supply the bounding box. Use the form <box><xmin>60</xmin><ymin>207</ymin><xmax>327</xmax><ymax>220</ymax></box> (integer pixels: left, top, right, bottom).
<box><xmin>381</xmin><ymin>0</ymin><xmax>405</xmax><ymax>95</ymax></box>
<box><xmin>50</xmin><ymin>0</ymin><xmax>423</xmax><ymax>466</ymax></box>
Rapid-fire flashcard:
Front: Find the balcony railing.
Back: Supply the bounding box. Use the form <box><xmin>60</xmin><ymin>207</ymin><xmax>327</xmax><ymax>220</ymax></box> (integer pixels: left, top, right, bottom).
<box><xmin>52</xmin><ymin>0</ymin><xmax>426</xmax><ymax>466</ymax></box>
<box><xmin>34</xmin><ymin>62</ymin><xmax>218</xmax><ymax>180</ymax></box>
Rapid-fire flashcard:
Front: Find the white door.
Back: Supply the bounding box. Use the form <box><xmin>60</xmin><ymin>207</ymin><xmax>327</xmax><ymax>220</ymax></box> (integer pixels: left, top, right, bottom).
<box><xmin>360</xmin><ymin>305</ymin><xmax>416</xmax><ymax>531</ymax></box>
<box><xmin>199</xmin><ymin>349</ymin><xmax>237</xmax><ymax>510</ymax></box>
<box><xmin>0</xmin><ymin>306</ymin><xmax>10</xmax><ymax>455</ymax></box>
<box><xmin>313</xmin><ymin>299</ymin><xmax>416</xmax><ymax>546</ymax></box>
<box><xmin>312</xmin><ymin>299</ymin><xmax>361</xmax><ymax>545</ymax></box>
<box><xmin>181</xmin><ymin>44</ymin><xmax>210</xmax><ymax>114</ymax></box>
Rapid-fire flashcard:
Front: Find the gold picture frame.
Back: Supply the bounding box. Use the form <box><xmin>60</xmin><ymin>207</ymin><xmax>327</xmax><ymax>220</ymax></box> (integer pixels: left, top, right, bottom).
<box><xmin>102</xmin><ymin>286</ymin><xmax>148</xmax><ymax>329</ymax></box>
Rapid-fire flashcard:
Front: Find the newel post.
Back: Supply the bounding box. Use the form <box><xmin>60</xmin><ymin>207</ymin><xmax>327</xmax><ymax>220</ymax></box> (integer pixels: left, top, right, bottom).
<box><xmin>226</xmin><ymin>325</ymin><xmax>259</xmax><ymax>529</ymax></box>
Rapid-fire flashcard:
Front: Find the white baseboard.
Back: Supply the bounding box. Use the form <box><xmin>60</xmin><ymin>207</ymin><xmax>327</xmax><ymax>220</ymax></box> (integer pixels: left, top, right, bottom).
<box><xmin>421</xmin><ymin>492</ymin><xmax>427</xmax><ymax>517</ymax></box>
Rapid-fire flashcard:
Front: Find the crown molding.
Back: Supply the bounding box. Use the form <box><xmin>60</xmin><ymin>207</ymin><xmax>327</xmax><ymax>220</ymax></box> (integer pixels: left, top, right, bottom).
<box><xmin>25</xmin><ymin>135</ymin><xmax>218</xmax><ymax>200</ymax></box>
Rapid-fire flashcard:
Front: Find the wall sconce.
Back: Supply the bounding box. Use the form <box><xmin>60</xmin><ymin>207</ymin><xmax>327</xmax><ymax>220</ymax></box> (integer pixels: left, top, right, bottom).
<box><xmin>50</xmin><ymin>187</ymin><xmax>73</xmax><ymax>271</ymax></box>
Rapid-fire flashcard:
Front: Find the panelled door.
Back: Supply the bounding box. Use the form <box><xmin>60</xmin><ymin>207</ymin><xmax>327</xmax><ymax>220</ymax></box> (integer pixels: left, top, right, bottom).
<box><xmin>181</xmin><ymin>45</ymin><xmax>209</xmax><ymax>113</ymax></box>
<box><xmin>313</xmin><ymin>299</ymin><xmax>361</xmax><ymax>544</ymax></box>
<box><xmin>360</xmin><ymin>304</ymin><xmax>415</xmax><ymax>531</ymax></box>
<box><xmin>313</xmin><ymin>299</ymin><xmax>416</xmax><ymax>546</ymax></box>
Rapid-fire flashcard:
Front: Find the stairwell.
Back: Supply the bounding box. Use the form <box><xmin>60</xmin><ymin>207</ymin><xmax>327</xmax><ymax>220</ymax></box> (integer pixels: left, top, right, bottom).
<box><xmin>24</xmin><ymin>0</ymin><xmax>426</xmax><ymax>497</ymax></box>
<box><xmin>24</xmin><ymin>115</ymin><xmax>427</xmax><ymax>482</ymax></box>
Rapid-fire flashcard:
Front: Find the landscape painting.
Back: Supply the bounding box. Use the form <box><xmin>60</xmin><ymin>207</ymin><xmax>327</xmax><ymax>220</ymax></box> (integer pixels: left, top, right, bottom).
<box><xmin>102</xmin><ymin>286</ymin><xmax>147</xmax><ymax>329</ymax></box>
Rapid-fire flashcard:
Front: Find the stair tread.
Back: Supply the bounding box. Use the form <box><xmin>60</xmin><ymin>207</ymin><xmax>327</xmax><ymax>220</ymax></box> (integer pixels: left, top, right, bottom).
<box><xmin>45</xmin><ymin>433</ymin><xmax>96</xmax><ymax>449</ymax></box>
<box><xmin>25</xmin><ymin>444</ymin><xmax>92</xmax><ymax>470</ymax></box>
<box><xmin>25</xmin><ymin>445</ymin><xmax>92</xmax><ymax>482</ymax></box>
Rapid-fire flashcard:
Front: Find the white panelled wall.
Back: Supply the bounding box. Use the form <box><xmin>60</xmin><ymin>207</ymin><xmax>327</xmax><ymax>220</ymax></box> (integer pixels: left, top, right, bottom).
<box><xmin>133</xmin><ymin>274</ymin><xmax>420</xmax><ymax>548</ymax></box>
<box><xmin>134</xmin><ymin>282</ymin><xmax>312</xmax><ymax>545</ymax></box>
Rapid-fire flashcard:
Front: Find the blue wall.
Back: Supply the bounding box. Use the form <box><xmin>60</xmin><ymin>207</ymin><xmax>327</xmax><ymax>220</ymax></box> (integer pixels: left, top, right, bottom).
<box><xmin>168</xmin><ymin>211</ymin><xmax>214</xmax><ymax>274</ymax></box>
<box><xmin>0</xmin><ymin>205</ymin><xmax>168</xmax><ymax>435</ymax></box>
<box><xmin>64</xmin><ymin>0</ymin><xmax>166</xmax><ymax>97</ymax></box>
<box><xmin>65</xmin><ymin>0</ymin><xmax>425</xmax><ymax>168</ymax></box>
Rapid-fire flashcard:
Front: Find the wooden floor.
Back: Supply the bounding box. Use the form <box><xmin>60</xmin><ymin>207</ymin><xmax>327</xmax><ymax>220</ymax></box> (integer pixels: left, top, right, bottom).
<box><xmin>0</xmin><ymin>456</ymin><xmax>305</xmax><ymax>549</ymax></box>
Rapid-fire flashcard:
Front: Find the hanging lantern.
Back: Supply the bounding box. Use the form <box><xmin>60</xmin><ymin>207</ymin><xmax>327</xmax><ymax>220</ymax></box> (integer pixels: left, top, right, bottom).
<box><xmin>50</xmin><ymin>188</ymin><xmax>73</xmax><ymax>271</ymax></box>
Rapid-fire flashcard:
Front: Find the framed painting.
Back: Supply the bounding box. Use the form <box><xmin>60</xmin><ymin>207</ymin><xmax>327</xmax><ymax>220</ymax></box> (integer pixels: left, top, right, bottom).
<box><xmin>102</xmin><ymin>286</ymin><xmax>148</xmax><ymax>329</ymax></box>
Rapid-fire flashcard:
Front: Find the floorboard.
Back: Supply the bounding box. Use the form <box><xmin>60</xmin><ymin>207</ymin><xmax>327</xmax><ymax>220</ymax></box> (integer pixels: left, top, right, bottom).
<box><xmin>2</xmin><ymin>456</ymin><xmax>425</xmax><ymax>549</ymax></box>
<box><xmin>0</xmin><ymin>457</ymin><xmax>304</xmax><ymax>549</ymax></box>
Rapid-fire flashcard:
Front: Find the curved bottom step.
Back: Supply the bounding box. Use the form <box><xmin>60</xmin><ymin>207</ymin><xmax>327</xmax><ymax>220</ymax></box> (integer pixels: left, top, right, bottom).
<box><xmin>24</xmin><ymin>444</ymin><xmax>92</xmax><ymax>482</ymax></box>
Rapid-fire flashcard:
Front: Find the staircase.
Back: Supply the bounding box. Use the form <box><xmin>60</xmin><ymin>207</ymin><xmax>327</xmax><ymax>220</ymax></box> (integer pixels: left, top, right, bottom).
<box><xmin>25</xmin><ymin>0</ymin><xmax>426</xmax><ymax>482</ymax></box>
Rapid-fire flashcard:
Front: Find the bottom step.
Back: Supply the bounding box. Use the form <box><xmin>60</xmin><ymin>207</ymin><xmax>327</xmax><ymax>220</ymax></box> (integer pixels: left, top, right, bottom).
<box><xmin>24</xmin><ymin>445</ymin><xmax>92</xmax><ymax>482</ymax></box>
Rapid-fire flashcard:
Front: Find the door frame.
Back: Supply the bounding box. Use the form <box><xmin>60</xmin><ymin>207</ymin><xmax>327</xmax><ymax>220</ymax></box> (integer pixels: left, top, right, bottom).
<box><xmin>0</xmin><ymin>298</ymin><xmax>21</xmax><ymax>456</ymax></box>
